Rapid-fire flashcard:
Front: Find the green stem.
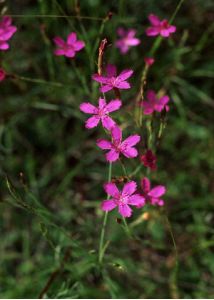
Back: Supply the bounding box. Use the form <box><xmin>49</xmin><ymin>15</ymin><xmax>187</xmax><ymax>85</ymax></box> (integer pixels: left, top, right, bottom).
<box><xmin>11</xmin><ymin>74</ymin><xmax>64</xmax><ymax>87</ymax></box>
<box><xmin>71</xmin><ymin>61</ymin><xmax>90</xmax><ymax>95</ymax></box>
<box><xmin>98</xmin><ymin>163</ymin><xmax>112</xmax><ymax>265</ymax></box>
<box><xmin>122</xmin><ymin>217</ymin><xmax>131</xmax><ymax>237</ymax></box>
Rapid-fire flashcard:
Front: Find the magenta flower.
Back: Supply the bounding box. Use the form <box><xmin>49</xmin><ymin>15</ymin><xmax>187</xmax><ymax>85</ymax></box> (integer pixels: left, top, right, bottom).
<box><xmin>144</xmin><ymin>57</ymin><xmax>155</xmax><ymax>66</ymax></box>
<box><xmin>115</xmin><ymin>27</ymin><xmax>140</xmax><ymax>54</ymax></box>
<box><xmin>0</xmin><ymin>68</ymin><xmax>6</xmax><ymax>82</ymax></box>
<box><xmin>142</xmin><ymin>90</ymin><xmax>170</xmax><ymax>115</ymax></box>
<box><xmin>92</xmin><ymin>64</ymin><xmax>133</xmax><ymax>93</ymax></box>
<box><xmin>146</xmin><ymin>14</ymin><xmax>176</xmax><ymax>38</ymax></box>
<box><xmin>139</xmin><ymin>177</ymin><xmax>166</xmax><ymax>207</ymax></box>
<box><xmin>80</xmin><ymin>98</ymin><xmax>121</xmax><ymax>130</ymax></box>
<box><xmin>97</xmin><ymin>125</ymin><xmax>140</xmax><ymax>162</ymax></box>
<box><xmin>102</xmin><ymin>181</ymin><xmax>145</xmax><ymax>218</ymax></box>
<box><xmin>53</xmin><ymin>32</ymin><xmax>85</xmax><ymax>58</ymax></box>
<box><xmin>0</xmin><ymin>16</ymin><xmax>17</xmax><ymax>51</ymax></box>
<box><xmin>141</xmin><ymin>149</ymin><xmax>157</xmax><ymax>171</ymax></box>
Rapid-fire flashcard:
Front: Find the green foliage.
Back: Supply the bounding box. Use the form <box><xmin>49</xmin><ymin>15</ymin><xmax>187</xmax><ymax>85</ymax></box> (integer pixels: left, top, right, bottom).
<box><xmin>0</xmin><ymin>0</ymin><xmax>214</xmax><ymax>298</ymax></box>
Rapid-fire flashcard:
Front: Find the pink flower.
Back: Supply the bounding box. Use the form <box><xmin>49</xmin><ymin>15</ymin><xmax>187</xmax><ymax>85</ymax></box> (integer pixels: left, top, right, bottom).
<box><xmin>142</xmin><ymin>90</ymin><xmax>170</xmax><ymax>115</ymax></box>
<box><xmin>139</xmin><ymin>177</ymin><xmax>166</xmax><ymax>207</ymax></box>
<box><xmin>141</xmin><ymin>149</ymin><xmax>157</xmax><ymax>171</ymax></box>
<box><xmin>0</xmin><ymin>68</ymin><xmax>6</xmax><ymax>82</ymax></box>
<box><xmin>97</xmin><ymin>125</ymin><xmax>140</xmax><ymax>162</ymax></box>
<box><xmin>0</xmin><ymin>16</ymin><xmax>17</xmax><ymax>51</ymax></box>
<box><xmin>53</xmin><ymin>32</ymin><xmax>85</xmax><ymax>58</ymax></box>
<box><xmin>92</xmin><ymin>64</ymin><xmax>133</xmax><ymax>93</ymax></box>
<box><xmin>144</xmin><ymin>57</ymin><xmax>155</xmax><ymax>66</ymax></box>
<box><xmin>115</xmin><ymin>27</ymin><xmax>140</xmax><ymax>54</ymax></box>
<box><xmin>146</xmin><ymin>14</ymin><xmax>176</xmax><ymax>38</ymax></box>
<box><xmin>102</xmin><ymin>181</ymin><xmax>145</xmax><ymax>218</ymax></box>
<box><xmin>80</xmin><ymin>98</ymin><xmax>122</xmax><ymax>130</ymax></box>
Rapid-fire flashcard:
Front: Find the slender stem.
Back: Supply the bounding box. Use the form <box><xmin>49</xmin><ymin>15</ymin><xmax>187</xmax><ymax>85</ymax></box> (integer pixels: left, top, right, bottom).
<box><xmin>169</xmin><ymin>0</ymin><xmax>186</xmax><ymax>23</ymax></box>
<box><xmin>98</xmin><ymin>163</ymin><xmax>112</xmax><ymax>265</ymax></box>
<box><xmin>71</xmin><ymin>61</ymin><xmax>90</xmax><ymax>95</ymax></box>
<box><xmin>10</xmin><ymin>74</ymin><xmax>64</xmax><ymax>87</ymax></box>
<box><xmin>164</xmin><ymin>211</ymin><xmax>179</xmax><ymax>298</ymax></box>
<box><xmin>5</xmin><ymin>14</ymin><xmax>104</xmax><ymax>21</ymax></box>
<box><xmin>122</xmin><ymin>217</ymin><xmax>131</xmax><ymax>237</ymax></box>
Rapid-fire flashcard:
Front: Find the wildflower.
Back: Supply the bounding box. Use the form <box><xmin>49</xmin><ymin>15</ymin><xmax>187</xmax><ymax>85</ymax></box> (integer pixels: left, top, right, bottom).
<box><xmin>53</xmin><ymin>32</ymin><xmax>85</xmax><ymax>58</ymax></box>
<box><xmin>97</xmin><ymin>125</ymin><xmax>140</xmax><ymax>162</ymax></box>
<box><xmin>141</xmin><ymin>149</ymin><xmax>157</xmax><ymax>170</ymax></box>
<box><xmin>146</xmin><ymin>14</ymin><xmax>176</xmax><ymax>38</ymax></box>
<box><xmin>115</xmin><ymin>27</ymin><xmax>140</xmax><ymax>54</ymax></box>
<box><xmin>142</xmin><ymin>90</ymin><xmax>170</xmax><ymax>115</ymax></box>
<box><xmin>80</xmin><ymin>98</ymin><xmax>122</xmax><ymax>130</ymax></box>
<box><xmin>0</xmin><ymin>68</ymin><xmax>6</xmax><ymax>82</ymax></box>
<box><xmin>139</xmin><ymin>177</ymin><xmax>166</xmax><ymax>207</ymax></box>
<box><xmin>0</xmin><ymin>16</ymin><xmax>17</xmax><ymax>51</ymax></box>
<box><xmin>144</xmin><ymin>57</ymin><xmax>155</xmax><ymax>66</ymax></box>
<box><xmin>102</xmin><ymin>181</ymin><xmax>145</xmax><ymax>217</ymax></box>
<box><xmin>92</xmin><ymin>64</ymin><xmax>133</xmax><ymax>93</ymax></box>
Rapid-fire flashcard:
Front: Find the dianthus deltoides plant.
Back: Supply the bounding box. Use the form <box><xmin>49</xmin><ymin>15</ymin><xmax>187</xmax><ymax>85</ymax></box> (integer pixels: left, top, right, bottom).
<box><xmin>79</xmin><ymin>4</ymin><xmax>181</xmax><ymax>266</ymax></box>
<box><xmin>0</xmin><ymin>0</ymin><xmax>186</xmax><ymax>294</ymax></box>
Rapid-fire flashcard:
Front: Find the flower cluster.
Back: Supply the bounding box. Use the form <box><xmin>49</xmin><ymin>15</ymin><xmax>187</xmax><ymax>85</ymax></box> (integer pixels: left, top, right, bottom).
<box><xmin>79</xmin><ymin>13</ymin><xmax>174</xmax><ymax>218</ymax></box>
<box><xmin>0</xmin><ymin>12</ymin><xmax>172</xmax><ymax>218</ymax></box>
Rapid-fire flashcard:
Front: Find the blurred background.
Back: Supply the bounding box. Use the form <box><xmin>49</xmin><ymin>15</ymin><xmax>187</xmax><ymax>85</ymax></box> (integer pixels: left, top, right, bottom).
<box><xmin>0</xmin><ymin>0</ymin><xmax>214</xmax><ymax>298</ymax></box>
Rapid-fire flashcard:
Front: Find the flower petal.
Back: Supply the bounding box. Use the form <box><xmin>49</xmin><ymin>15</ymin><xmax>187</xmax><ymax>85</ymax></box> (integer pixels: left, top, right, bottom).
<box><xmin>100</xmin><ymin>85</ymin><xmax>113</xmax><ymax>93</ymax></box>
<box><xmin>128</xmin><ymin>194</ymin><xmax>145</xmax><ymax>206</ymax></box>
<box><xmin>85</xmin><ymin>116</ymin><xmax>100</xmax><ymax>128</ymax></box>
<box><xmin>106</xmin><ymin>150</ymin><xmax>120</xmax><ymax>162</ymax></box>
<box><xmin>0</xmin><ymin>41</ymin><xmax>9</xmax><ymax>50</ymax></box>
<box><xmin>143</xmin><ymin>102</ymin><xmax>154</xmax><ymax>115</ymax></box>
<box><xmin>2</xmin><ymin>16</ymin><xmax>12</xmax><ymax>26</ymax></box>
<box><xmin>122</xmin><ymin>181</ymin><xmax>137</xmax><ymax>196</ymax></box>
<box><xmin>111</xmin><ymin>126</ymin><xmax>122</xmax><ymax>144</ymax></box>
<box><xmin>169</xmin><ymin>25</ymin><xmax>176</xmax><ymax>33</ymax></box>
<box><xmin>148</xmin><ymin>185</ymin><xmax>166</xmax><ymax>197</ymax></box>
<box><xmin>65</xmin><ymin>49</ymin><xmax>76</xmax><ymax>57</ymax></box>
<box><xmin>118</xmin><ymin>204</ymin><xmax>132</xmax><ymax>217</ymax></box>
<box><xmin>122</xmin><ymin>147</ymin><xmax>138</xmax><ymax>158</ymax></box>
<box><xmin>98</xmin><ymin>98</ymin><xmax>106</xmax><ymax>109</ymax></box>
<box><xmin>74</xmin><ymin>40</ymin><xmax>85</xmax><ymax>51</ymax></box>
<box><xmin>106</xmin><ymin>64</ymin><xmax>117</xmax><ymax>77</ymax></box>
<box><xmin>122</xmin><ymin>135</ymin><xmax>141</xmax><ymax>147</ymax></box>
<box><xmin>101</xmin><ymin>116</ymin><xmax>115</xmax><ymax>130</ymax></box>
<box><xmin>67</xmin><ymin>32</ymin><xmax>77</xmax><ymax>44</ymax></box>
<box><xmin>80</xmin><ymin>102</ymin><xmax>98</xmax><ymax>114</ymax></box>
<box><xmin>118</xmin><ymin>69</ymin><xmax>133</xmax><ymax>81</ymax></box>
<box><xmin>97</xmin><ymin>139</ymin><xmax>112</xmax><ymax>149</ymax></box>
<box><xmin>146</xmin><ymin>90</ymin><xmax>157</xmax><ymax>102</ymax></box>
<box><xmin>148</xmin><ymin>14</ymin><xmax>161</xmax><ymax>26</ymax></box>
<box><xmin>141</xmin><ymin>177</ymin><xmax>151</xmax><ymax>193</ymax></box>
<box><xmin>54</xmin><ymin>49</ymin><xmax>65</xmax><ymax>56</ymax></box>
<box><xmin>92</xmin><ymin>74</ymin><xmax>109</xmax><ymax>84</ymax></box>
<box><xmin>115</xmin><ymin>81</ymin><xmax>131</xmax><ymax>89</ymax></box>
<box><xmin>101</xmin><ymin>200</ymin><xmax>117</xmax><ymax>212</ymax></box>
<box><xmin>53</xmin><ymin>36</ymin><xmax>65</xmax><ymax>47</ymax></box>
<box><xmin>160</xmin><ymin>29</ymin><xmax>170</xmax><ymax>37</ymax></box>
<box><xmin>146</xmin><ymin>27</ymin><xmax>159</xmax><ymax>36</ymax></box>
<box><xmin>104</xmin><ymin>182</ymin><xmax>120</xmax><ymax>197</ymax></box>
<box><xmin>105</xmin><ymin>99</ymin><xmax>122</xmax><ymax>113</ymax></box>
<box><xmin>127</xmin><ymin>37</ymin><xmax>140</xmax><ymax>46</ymax></box>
